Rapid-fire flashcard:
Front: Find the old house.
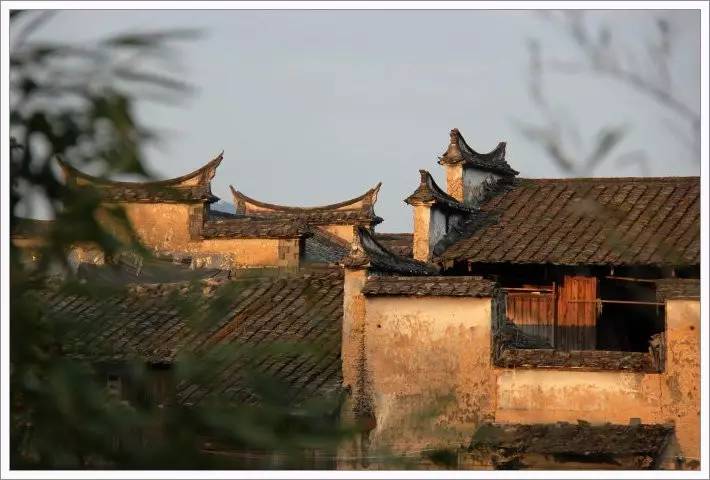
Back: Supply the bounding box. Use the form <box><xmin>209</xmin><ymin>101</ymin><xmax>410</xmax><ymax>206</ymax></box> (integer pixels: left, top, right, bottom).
<box><xmin>12</xmin><ymin>128</ymin><xmax>700</xmax><ymax>470</ymax></box>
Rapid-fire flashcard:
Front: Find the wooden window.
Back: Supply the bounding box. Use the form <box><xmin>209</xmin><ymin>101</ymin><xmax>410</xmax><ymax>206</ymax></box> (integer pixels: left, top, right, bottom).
<box><xmin>505</xmin><ymin>276</ymin><xmax>599</xmax><ymax>351</ymax></box>
<box><xmin>556</xmin><ymin>276</ymin><xmax>598</xmax><ymax>350</ymax></box>
<box><xmin>506</xmin><ymin>289</ymin><xmax>555</xmax><ymax>347</ymax></box>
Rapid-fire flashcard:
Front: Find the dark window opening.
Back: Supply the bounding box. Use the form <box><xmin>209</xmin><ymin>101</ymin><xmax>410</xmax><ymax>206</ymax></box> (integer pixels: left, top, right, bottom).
<box><xmin>596</xmin><ymin>278</ymin><xmax>664</xmax><ymax>352</ymax></box>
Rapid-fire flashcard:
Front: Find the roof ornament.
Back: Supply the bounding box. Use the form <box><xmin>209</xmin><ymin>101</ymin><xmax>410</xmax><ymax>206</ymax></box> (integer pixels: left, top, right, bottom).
<box><xmin>404</xmin><ymin>169</ymin><xmax>477</xmax><ymax>212</ymax></box>
<box><xmin>437</xmin><ymin>128</ymin><xmax>518</xmax><ymax>177</ymax></box>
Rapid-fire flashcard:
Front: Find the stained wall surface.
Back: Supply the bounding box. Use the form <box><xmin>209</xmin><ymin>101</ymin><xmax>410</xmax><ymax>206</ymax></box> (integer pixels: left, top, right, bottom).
<box><xmin>462</xmin><ymin>169</ymin><xmax>500</xmax><ymax>205</ymax></box>
<box><xmin>363</xmin><ymin>296</ymin><xmax>496</xmax><ymax>453</ymax></box>
<box><xmin>322</xmin><ymin>224</ymin><xmax>356</xmax><ymax>243</ymax></box>
<box><xmin>412</xmin><ymin>204</ymin><xmax>431</xmax><ymax>261</ymax></box>
<box><xmin>91</xmin><ymin>203</ymin><xmax>298</xmax><ymax>267</ymax></box>
<box><xmin>444</xmin><ymin>164</ymin><xmax>463</xmax><ymax>203</ymax></box>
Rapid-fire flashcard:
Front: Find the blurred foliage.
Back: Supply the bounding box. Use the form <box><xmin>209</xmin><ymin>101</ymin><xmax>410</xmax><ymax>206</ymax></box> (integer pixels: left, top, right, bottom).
<box><xmin>520</xmin><ymin>11</ymin><xmax>700</xmax><ymax>176</ymax></box>
<box><xmin>9</xmin><ymin>10</ymin><xmax>351</xmax><ymax>469</ymax></box>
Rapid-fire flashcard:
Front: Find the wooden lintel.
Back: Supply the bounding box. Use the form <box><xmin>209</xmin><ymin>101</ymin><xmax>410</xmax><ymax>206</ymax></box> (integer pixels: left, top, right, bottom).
<box><xmin>605</xmin><ymin>275</ymin><xmax>657</xmax><ymax>284</ymax></box>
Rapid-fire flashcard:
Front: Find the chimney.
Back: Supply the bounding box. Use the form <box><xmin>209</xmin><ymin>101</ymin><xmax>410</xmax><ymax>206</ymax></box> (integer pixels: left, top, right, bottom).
<box><xmin>437</xmin><ymin>128</ymin><xmax>517</xmax><ymax>206</ymax></box>
<box><xmin>439</xmin><ymin>129</ymin><xmax>466</xmax><ymax>202</ymax></box>
<box><xmin>404</xmin><ymin>170</ymin><xmax>455</xmax><ymax>262</ymax></box>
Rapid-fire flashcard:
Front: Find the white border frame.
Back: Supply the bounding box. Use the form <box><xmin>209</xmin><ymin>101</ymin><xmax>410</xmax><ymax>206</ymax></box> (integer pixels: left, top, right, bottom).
<box><xmin>1</xmin><ymin>1</ymin><xmax>707</xmax><ymax>479</ymax></box>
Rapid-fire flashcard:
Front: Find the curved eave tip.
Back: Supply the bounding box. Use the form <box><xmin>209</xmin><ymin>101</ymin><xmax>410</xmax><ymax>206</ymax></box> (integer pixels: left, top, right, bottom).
<box><xmin>212</xmin><ymin>150</ymin><xmax>224</xmax><ymax>164</ymax></box>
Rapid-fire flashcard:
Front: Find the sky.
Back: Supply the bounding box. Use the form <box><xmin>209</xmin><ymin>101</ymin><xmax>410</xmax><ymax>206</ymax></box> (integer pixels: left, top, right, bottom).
<box><xmin>13</xmin><ymin>8</ymin><xmax>701</xmax><ymax>232</ymax></box>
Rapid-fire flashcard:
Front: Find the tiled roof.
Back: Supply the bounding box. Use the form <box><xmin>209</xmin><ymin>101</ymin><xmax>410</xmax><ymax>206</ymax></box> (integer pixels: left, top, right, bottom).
<box><xmin>201</xmin><ymin>217</ymin><xmax>310</xmax><ymax>239</ymax></box>
<box><xmin>362</xmin><ymin>275</ymin><xmax>496</xmax><ymax>297</ymax></box>
<box><xmin>435</xmin><ymin>177</ymin><xmax>700</xmax><ymax>267</ymax></box>
<box><xmin>374</xmin><ymin>233</ymin><xmax>413</xmax><ymax>258</ymax></box>
<box><xmin>58</xmin><ymin>154</ymin><xmax>222</xmax><ymax>204</ymax></box>
<box><xmin>404</xmin><ymin>170</ymin><xmax>476</xmax><ymax>212</ymax></box>
<box><xmin>656</xmin><ymin>278</ymin><xmax>700</xmax><ymax>301</ymax></box>
<box><xmin>81</xmin><ymin>184</ymin><xmax>218</xmax><ymax>203</ymax></box>
<box><xmin>470</xmin><ymin>422</ymin><xmax>673</xmax><ymax>465</ymax></box>
<box><xmin>303</xmin><ymin>228</ymin><xmax>350</xmax><ymax>264</ymax></box>
<box><xmin>44</xmin><ymin>266</ymin><xmax>344</xmax><ymax>407</ymax></box>
<box><xmin>230</xmin><ymin>184</ymin><xmax>383</xmax><ymax>227</ymax></box>
<box><xmin>437</xmin><ymin>128</ymin><xmax>518</xmax><ymax>176</ymax></box>
<box><xmin>240</xmin><ymin>210</ymin><xmax>382</xmax><ymax>226</ymax></box>
<box><xmin>341</xmin><ymin>227</ymin><xmax>439</xmax><ymax>276</ymax></box>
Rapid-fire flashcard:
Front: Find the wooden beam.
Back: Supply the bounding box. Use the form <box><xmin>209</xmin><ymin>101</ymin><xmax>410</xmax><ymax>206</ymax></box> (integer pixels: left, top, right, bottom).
<box><xmin>605</xmin><ymin>275</ymin><xmax>657</xmax><ymax>283</ymax></box>
<box><xmin>567</xmin><ymin>299</ymin><xmax>665</xmax><ymax>306</ymax></box>
<box><xmin>503</xmin><ymin>287</ymin><xmax>555</xmax><ymax>293</ymax></box>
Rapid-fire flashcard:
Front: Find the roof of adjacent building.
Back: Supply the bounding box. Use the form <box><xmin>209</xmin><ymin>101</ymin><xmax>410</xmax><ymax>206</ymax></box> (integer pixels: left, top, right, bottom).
<box><xmin>404</xmin><ymin>170</ymin><xmax>476</xmax><ymax>212</ymax></box>
<box><xmin>470</xmin><ymin>421</ymin><xmax>674</xmax><ymax>463</ymax></box>
<box><xmin>44</xmin><ymin>264</ymin><xmax>344</xmax><ymax>408</ymax></box>
<box><xmin>437</xmin><ymin>128</ymin><xmax>518</xmax><ymax>176</ymax></box>
<box><xmin>373</xmin><ymin>233</ymin><xmax>413</xmax><ymax>258</ymax></box>
<box><xmin>656</xmin><ymin>278</ymin><xmax>700</xmax><ymax>301</ymax></box>
<box><xmin>230</xmin><ymin>184</ymin><xmax>383</xmax><ymax>227</ymax></box>
<box><xmin>362</xmin><ymin>275</ymin><xmax>496</xmax><ymax>297</ymax></box>
<box><xmin>435</xmin><ymin>176</ymin><xmax>700</xmax><ymax>267</ymax></box>
<box><xmin>58</xmin><ymin>154</ymin><xmax>223</xmax><ymax>204</ymax></box>
<box><xmin>303</xmin><ymin>227</ymin><xmax>350</xmax><ymax>264</ymax></box>
<box><xmin>201</xmin><ymin>215</ymin><xmax>310</xmax><ymax>239</ymax></box>
<box><xmin>342</xmin><ymin>227</ymin><xmax>440</xmax><ymax>276</ymax></box>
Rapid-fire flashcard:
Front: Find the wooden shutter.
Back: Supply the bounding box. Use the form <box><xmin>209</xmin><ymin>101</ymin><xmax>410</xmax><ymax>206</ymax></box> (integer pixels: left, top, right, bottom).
<box><xmin>506</xmin><ymin>290</ymin><xmax>556</xmax><ymax>347</ymax></box>
<box><xmin>556</xmin><ymin>275</ymin><xmax>598</xmax><ymax>350</ymax></box>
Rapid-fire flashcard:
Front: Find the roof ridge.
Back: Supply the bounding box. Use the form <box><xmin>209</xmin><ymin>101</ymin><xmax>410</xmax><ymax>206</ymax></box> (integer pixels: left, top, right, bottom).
<box><xmin>58</xmin><ymin>152</ymin><xmax>223</xmax><ymax>188</ymax></box>
<box><xmin>230</xmin><ymin>183</ymin><xmax>382</xmax><ymax>213</ymax></box>
<box><xmin>437</xmin><ymin>128</ymin><xmax>518</xmax><ymax>176</ymax></box>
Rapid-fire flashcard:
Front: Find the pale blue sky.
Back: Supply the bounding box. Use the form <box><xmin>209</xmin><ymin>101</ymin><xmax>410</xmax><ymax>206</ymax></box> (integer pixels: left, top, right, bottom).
<box><xmin>16</xmin><ymin>9</ymin><xmax>701</xmax><ymax>231</ymax></box>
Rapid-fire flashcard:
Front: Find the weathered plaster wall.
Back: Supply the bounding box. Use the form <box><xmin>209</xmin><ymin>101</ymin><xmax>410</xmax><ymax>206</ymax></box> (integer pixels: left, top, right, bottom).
<box><xmin>443</xmin><ymin>164</ymin><xmax>463</xmax><ymax>202</ymax></box>
<box><xmin>338</xmin><ymin>268</ymin><xmax>370</xmax><ymax>468</ymax></box>
<box><xmin>93</xmin><ymin>203</ymin><xmax>297</xmax><ymax>267</ymax></box>
<box><xmin>412</xmin><ymin>205</ymin><xmax>431</xmax><ymax>261</ymax></box>
<box><xmin>494</xmin><ymin>299</ymin><xmax>700</xmax><ymax>464</ymax></box>
<box><xmin>462</xmin><ymin>169</ymin><xmax>500</xmax><ymax>205</ymax></box>
<box><xmin>196</xmin><ymin>238</ymin><xmax>297</xmax><ymax>268</ymax></box>
<box><xmin>322</xmin><ymin>224</ymin><xmax>355</xmax><ymax>244</ymax></box>
<box><xmin>660</xmin><ymin>299</ymin><xmax>700</xmax><ymax>465</ymax></box>
<box><xmin>121</xmin><ymin>203</ymin><xmax>194</xmax><ymax>250</ymax></box>
<box><xmin>428</xmin><ymin>208</ymin><xmax>447</xmax><ymax>254</ymax></box>
<box><xmin>363</xmin><ymin>296</ymin><xmax>496</xmax><ymax>453</ymax></box>
<box><xmin>412</xmin><ymin>205</ymin><xmax>450</xmax><ymax>262</ymax></box>
<box><xmin>342</xmin><ymin>268</ymin><xmax>368</xmax><ymax>400</ymax></box>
